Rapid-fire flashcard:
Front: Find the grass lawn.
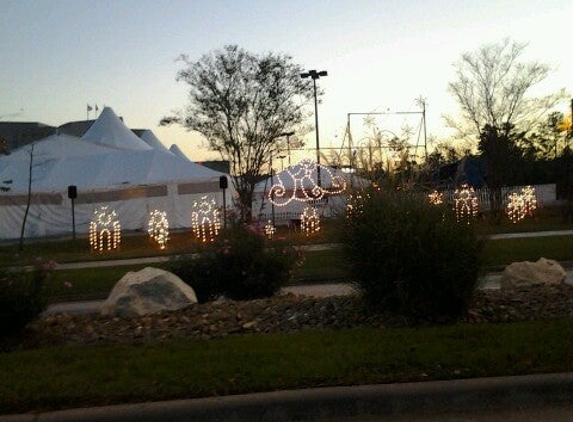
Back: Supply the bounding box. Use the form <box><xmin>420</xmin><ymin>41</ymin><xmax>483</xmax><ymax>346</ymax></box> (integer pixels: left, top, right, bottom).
<box><xmin>1</xmin><ymin>319</ymin><xmax>572</xmax><ymax>414</ymax></box>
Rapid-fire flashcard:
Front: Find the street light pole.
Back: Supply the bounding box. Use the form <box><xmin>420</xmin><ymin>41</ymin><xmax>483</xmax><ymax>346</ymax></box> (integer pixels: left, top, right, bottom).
<box><xmin>301</xmin><ymin>69</ymin><xmax>327</xmax><ymax>187</ymax></box>
<box><xmin>279</xmin><ymin>131</ymin><xmax>295</xmax><ymax>167</ymax></box>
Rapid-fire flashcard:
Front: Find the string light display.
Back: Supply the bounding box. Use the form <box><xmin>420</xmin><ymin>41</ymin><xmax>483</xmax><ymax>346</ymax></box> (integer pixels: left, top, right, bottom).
<box><xmin>346</xmin><ymin>192</ymin><xmax>367</xmax><ymax>220</ymax></box>
<box><xmin>264</xmin><ymin>220</ymin><xmax>276</xmax><ymax>239</ymax></box>
<box><xmin>506</xmin><ymin>192</ymin><xmax>525</xmax><ymax>224</ymax></box>
<box><xmin>268</xmin><ymin>159</ymin><xmax>346</xmax><ymax>207</ymax></box>
<box><xmin>301</xmin><ymin>206</ymin><xmax>320</xmax><ymax>236</ymax></box>
<box><xmin>453</xmin><ymin>184</ymin><xmax>479</xmax><ymax>224</ymax></box>
<box><xmin>428</xmin><ymin>190</ymin><xmax>444</xmax><ymax>205</ymax></box>
<box><xmin>89</xmin><ymin>206</ymin><xmax>121</xmax><ymax>252</ymax></box>
<box><xmin>148</xmin><ymin>210</ymin><xmax>170</xmax><ymax>249</ymax></box>
<box><xmin>191</xmin><ymin>195</ymin><xmax>221</xmax><ymax>242</ymax></box>
<box><xmin>506</xmin><ymin>186</ymin><xmax>537</xmax><ymax>224</ymax></box>
<box><xmin>521</xmin><ymin>185</ymin><xmax>537</xmax><ymax>217</ymax></box>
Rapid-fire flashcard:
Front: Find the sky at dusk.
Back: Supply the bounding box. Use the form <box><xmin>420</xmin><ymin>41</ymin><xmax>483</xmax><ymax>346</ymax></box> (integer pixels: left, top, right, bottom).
<box><xmin>1</xmin><ymin>0</ymin><xmax>571</xmax><ymax>162</ymax></box>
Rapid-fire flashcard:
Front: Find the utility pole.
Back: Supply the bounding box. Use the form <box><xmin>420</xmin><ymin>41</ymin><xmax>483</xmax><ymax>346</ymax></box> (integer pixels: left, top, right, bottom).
<box><xmin>301</xmin><ymin>70</ymin><xmax>327</xmax><ymax>187</ymax></box>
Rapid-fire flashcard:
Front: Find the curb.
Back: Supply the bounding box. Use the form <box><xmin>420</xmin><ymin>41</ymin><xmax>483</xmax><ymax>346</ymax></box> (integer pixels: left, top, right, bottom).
<box><xmin>3</xmin><ymin>373</ymin><xmax>573</xmax><ymax>422</ymax></box>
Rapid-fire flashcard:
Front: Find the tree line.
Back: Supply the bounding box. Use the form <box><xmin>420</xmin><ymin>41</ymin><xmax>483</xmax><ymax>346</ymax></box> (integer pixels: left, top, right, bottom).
<box><xmin>161</xmin><ymin>39</ymin><xmax>572</xmax><ymax>223</ymax></box>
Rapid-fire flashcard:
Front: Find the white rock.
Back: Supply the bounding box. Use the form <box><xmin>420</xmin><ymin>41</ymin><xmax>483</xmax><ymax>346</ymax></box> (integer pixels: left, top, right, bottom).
<box><xmin>101</xmin><ymin>267</ymin><xmax>197</xmax><ymax>317</ymax></box>
<box><xmin>500</xmin><ymin>258</ymin><xmax>567</xmax><ymax>289</ymax></box>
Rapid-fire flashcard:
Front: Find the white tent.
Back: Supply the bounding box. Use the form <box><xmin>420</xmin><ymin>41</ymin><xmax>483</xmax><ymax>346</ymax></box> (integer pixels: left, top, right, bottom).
<box><xmin>0</xmin><ymin>107</ymin><xmax>235</xmax><ymax>239</ymax></box>
<box><xmin>139</xmin><ymin>129</ymin><xmax>170</xmax><ymax>152</ymax></box>
<box><xmin>169</xmin><ymin>144</ymin><xmax>191</xmax><ymax>161</ymax></box>
<box><xmin>252</xmin><ymin>159</ymin><xmax>369</xmax><ymax>222</ymax></box>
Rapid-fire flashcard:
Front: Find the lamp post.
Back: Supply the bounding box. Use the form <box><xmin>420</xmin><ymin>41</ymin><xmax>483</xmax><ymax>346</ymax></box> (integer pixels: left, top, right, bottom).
<box><xmin>301</xmin><ymin>70</ymin><xmax>327</xmax><ymax>186</ymax></box>
<box><xmin>279</xmin><ymin>131</ymin><xmax>295</xmax><ymax>167</ymax></box>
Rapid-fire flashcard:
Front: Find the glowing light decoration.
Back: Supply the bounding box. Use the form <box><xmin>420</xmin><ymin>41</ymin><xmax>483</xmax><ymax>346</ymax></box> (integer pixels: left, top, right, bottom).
<box><xmin>301</xmin><ymin>206</ymin><xmax>320</xmax><ymax>236</ymax></box>
<box><xmin>191</xmin><ymin>196</ymin><xmax>221</xmax><ymax>242</ymax></box>
<box><xmin>346</xmin><ymin>192</ymin><xmax>367</xmax><ymax>220</ymax></box>
<box><xmin>506</xmin><ymin>186</ymin><xmax>537</xmax><ymax>224</ymax></box>
<box><xmin>453</xmin><ymin>184</ymin><xmax>479</xmax><ymax>224</ymax></box>
<box><xmin>268</xmin><ymin>159</ymin><xmax>346</xmax><ymax>207</ymax></box>
<box><xmin>521</xmin><ymin>185</ymin><xmax>537</xmax><ymax>217</ymax></box>
<box><xmin>506</xmin><ymin>192</ymin><xmax>525</xmax><ymax>224</ymax></box>
<box><xmin>428</xmin><ymin>190</ymin><xmax>444</xmax><ymax>205</ymax></box>
<box><xmin>89</xmin><ymin>206</ymin><xmax>121</xmax><ymax>252</ymax></box>
<box><xmin>148</xmin><ymin>210</ymin><xmax>170</xmax><ymax>249</ymax></box>
<box><xmin>264</xmin><ymin>220</ymin><xmax>276</xmax><ymax>239</ymax></box>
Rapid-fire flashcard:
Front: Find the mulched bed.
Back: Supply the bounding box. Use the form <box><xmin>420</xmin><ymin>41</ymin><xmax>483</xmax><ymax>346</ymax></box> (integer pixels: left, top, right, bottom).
<box><xmin>17</xmin><ymin>283</ymin><xmax>573</xmax><ymax>349</ymax></box>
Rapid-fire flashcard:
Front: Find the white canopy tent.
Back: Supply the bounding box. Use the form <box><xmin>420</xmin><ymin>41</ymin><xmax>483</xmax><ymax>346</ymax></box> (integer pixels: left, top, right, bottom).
<box><xmin>168</xmin><ymin>144</ymin><xmax>191</xmax><ymax>161</ymax></box>
<box><xmin>0</xmin><ymin>107</ymin><xmax>235</xmax><ymax>239</ymax></box>
<box><xmin>252</xmin><ymin>159</ymin><xmax>369</xmax><ymax>222</ymax></box>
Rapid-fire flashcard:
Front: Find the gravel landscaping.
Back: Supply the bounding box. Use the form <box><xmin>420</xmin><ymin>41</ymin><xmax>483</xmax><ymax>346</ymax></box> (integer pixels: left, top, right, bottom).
<box><xmin>19</xmin><ymin>283</ymin><xmax>573</xmax><ymax>349</ymax></box>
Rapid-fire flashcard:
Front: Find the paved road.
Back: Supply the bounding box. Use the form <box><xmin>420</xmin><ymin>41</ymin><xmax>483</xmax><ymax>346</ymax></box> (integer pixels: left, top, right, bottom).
<box><xmin>42</xmin><ymin>269</ymin><xmax>573</xmax><ymax>316</ymax></box>
<box><xmin>4</xmin><ymin>373</ymin><xmax>573</xmax><ymax>422</ymax></box>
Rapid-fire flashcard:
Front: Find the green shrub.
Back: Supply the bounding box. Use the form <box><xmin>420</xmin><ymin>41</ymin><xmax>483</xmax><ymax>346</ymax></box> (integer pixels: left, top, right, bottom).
<box><xmin>169</xmin><ymin>253</ymin><xmax>222</xmax><ymax>303</ymax></box>
<box><xmin>170</xmin><ymin>223</ymin><xmax>300</xmax><ymax>302</ymax></box>
<box><xmin>339</xmin><ymin>187</ymin><xmax>484</xmax><ymax>321</ymax></box>
<box><xmin>0</xmin><ymin>262</ymin><xmax>52</xmax><ymax>338</ymax></box>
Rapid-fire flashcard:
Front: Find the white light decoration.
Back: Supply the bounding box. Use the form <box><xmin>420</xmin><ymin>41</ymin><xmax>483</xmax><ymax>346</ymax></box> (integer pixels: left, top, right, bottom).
<box><xmin>521</xmin><ymin>185</ymin><xmax>537</xmax><ymax>217</ymax></box>
<box><xmin>191</xmin><ymin>195</ymin><xmax>221</xmax><ymax>242</ymax></box>
<box><xmin>148</xmin><ymin>210</ymin><xmax>170</xmax><ymax>249</ymax></box>
<box><xmin>506</xmin><ymin>186</ymin><xmax>537</xmax><ymax>224</ymax></box>
<box><xmin>428</xmin><ymin>190</ymin><xmax>444</xmax><ymax>205</ymax></box>
<box><xmin>346</xmin><ymin>192</ymin><xmax>367</xmax><ymax>220</ymax></box>
<box><xmin>506</xmin><ymin>192</ymin><xmax>525</xmax><ymax>224</ymax></box>
<box><xmin>268</xmin><ymin>159</ymin><xmax>346</xmax><ymax>207</ymax></box>
<box><xmin>264</xmin><ymin>220</ymin><xmax>276</xmax><ymax>239</ymax></box>
<box><xmin>89</xmin><ymin>206</ymin><xmax>121</xmax><ymax>252</ymax></box>
<box><xmin>453</xmin><ymin>184</ymin><xmax>479</xmax><ymax>224</ymax></box>
<box><xmin>301</xmin><ymin>206</ymin><xmax>320</xmax><ymax>236</ymax></box>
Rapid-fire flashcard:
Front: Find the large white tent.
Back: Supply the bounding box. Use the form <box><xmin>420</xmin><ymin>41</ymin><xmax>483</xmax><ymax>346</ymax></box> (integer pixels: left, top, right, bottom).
<box><xmin>0</xmin><ymin>107</ymin><xmax>234</xmax><ymax>239</ymax></box>
<box><xmin>252</xmin><ymin>159</ymin><xmax>369</xmax><ymax>222</ymax></box>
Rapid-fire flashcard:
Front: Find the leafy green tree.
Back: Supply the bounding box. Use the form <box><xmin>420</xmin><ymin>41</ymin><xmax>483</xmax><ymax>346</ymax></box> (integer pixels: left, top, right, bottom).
<box><xmin>161</xmin><ymin>45</ymin><xmax>314</xmax><ymax>221</ymax></box>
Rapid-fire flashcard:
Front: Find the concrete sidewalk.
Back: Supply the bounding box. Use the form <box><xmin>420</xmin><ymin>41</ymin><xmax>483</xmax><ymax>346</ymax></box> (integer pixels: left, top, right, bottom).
<box><xmin>2</xmin><ymin>373</ymin><xmax>573</xmax><ymax>422</ymax></box>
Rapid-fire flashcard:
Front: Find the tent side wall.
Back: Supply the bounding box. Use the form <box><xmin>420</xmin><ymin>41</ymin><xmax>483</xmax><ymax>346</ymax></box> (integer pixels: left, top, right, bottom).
<box><xmin>0</xmin><ymin>181</ymin><xmax>236</xmax><ymax>240</ymax></box>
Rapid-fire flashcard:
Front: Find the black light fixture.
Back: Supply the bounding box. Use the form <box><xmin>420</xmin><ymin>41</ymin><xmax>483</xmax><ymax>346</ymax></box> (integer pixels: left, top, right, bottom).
<box><xmin>301</xmin><ymin>70</ymin><xmax>327</xmax><ymax>186</ymax></box>
<box><xmin>279</xmin><ymin>131</ymin><xmax>295</xmax><ymax>167</ymax></box>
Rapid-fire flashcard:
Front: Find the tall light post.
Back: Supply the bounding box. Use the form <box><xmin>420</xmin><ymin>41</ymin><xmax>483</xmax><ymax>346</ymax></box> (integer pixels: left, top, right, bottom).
<box><xmin>279</xmin><ymin>131</ymin><xmax>295</xmax><ymax>167</ymax></box>
<box><xmin>301</xmin><ymin>69</ymin><xmax>327</xmax><ymax>186</ymax></box>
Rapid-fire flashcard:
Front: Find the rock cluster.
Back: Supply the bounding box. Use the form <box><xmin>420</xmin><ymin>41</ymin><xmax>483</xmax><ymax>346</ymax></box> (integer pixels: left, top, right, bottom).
<box><xmin>23</xmin><ymin>283</ymin><xmax>573</xmax><ymax>349</ymax></box>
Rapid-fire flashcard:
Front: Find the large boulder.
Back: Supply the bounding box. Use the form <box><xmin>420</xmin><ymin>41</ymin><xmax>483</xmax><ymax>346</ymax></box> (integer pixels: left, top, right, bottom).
<box><xmin>500</xmin><ymin>258</ymin><xmax>567</xmax><ymax>289</ymax></box>
<box><xmin>101</xmin><ymin>267</ymin><xmax>198</xmax><ymax>317</ymax></box>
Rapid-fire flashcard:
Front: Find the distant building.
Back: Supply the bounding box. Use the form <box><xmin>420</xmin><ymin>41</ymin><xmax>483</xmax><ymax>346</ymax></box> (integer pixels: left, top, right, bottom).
<box><xmin>199</xmin><ymin>160</ymin><xmax>230</xmax><ymax>174</ymax></box>
<box><xmin>0</xmin><ymin>122</ymin><xmax>56</xmax><ymax>152</ymax></box>
<box><xmin>57</xmin><ymin>120</ymin><xmax>95</xmax><ymax>137</ymax></box>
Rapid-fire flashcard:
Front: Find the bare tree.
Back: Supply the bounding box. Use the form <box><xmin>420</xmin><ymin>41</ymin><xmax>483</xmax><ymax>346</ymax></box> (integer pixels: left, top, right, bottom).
<box><xmin>19</xmin><ymin>144</ymin><xmax>35</xmax><ymax>251</ymax></box>
<box><xmin>446</xmin><ymin>38</ymin><xmax>568</xmax><ymax>141</ymax></box>
<box><xmin>18</xmin><ymin>144</ymin><xmax>53</xmax><ymax>250</ymax></box>
<box><xmin>447</xmin><ymin>38</ymin><xmax>568</xmax><ymax>223</ymax></box>
<box><xmin>161</xmin><ymin>45</ymin><xmax>314</xmax><ymax>221</ymax></box>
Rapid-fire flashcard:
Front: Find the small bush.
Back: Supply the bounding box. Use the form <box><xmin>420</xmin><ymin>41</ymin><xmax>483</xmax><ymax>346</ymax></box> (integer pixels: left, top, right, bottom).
<box><xmin>0</xmin><ymin>262</ymin><xmax>52</xmax><ymax>339</ymax></box>
<box><xmin>170</xmin><ymin>223</ymin><xmax>300</xmax><ymax>302</ymax></box>
<box><xmin>339</xmin><ymin>187</ymin><xmax>484</xmax><ymax>321</ymax></box>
